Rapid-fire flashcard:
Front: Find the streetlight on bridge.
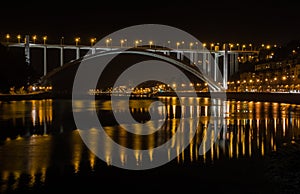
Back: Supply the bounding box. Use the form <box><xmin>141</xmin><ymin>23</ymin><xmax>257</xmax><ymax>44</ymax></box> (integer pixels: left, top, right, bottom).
<box><xmin>167</xmin><ymin>40</ymin><xmax>171</xmax><ymax>48</ymax></box>
<box><xmin>32</xmin><ymin>35</ymin><xmax>37</xmax><ymax>44</ymax></box>
<box><xmin>149</xmin><ymin>40</ymin><xmax>153</xmax><ymax>48</ymax></box>
<box><xmin>189</xmin><ymin>42</ymin><xmax>193</xmax><ymax>50</ymax></box>
<box><xmin>90</xmin><ymin>38</ymin><xmax>96</xmax><ymax>46</ymax></box>
<box><xmin>106</xmin><ymin>38</ymin><xmax>112</xmax><ymax>47</ymax></box>
<box><xmin>176</xmin><ymin>42</ymin><xmax>180</xmax><ymax>49</ymax></box>
<box><xmin>6</xmin><ymin>34</ymin><xmax>10</xmax><ymax>44</ymax></box>
<box><xmin>17</xmin><ymin>34</ymin><xmax>21</xmax><ymax>43</ymax></box>
<box><xmin>210</xmin><ymin>43</ymin><xmax>214</xmax><ymax>51</ymax></box>
<box><xmin>120</xmin><ymin>39</ymin><xmax>127</xmax><ymax>47</ymax></box>
<box><xmin>75</xmin><ymin>37</ymin><xmax>80</xmax><ymax>46</ymax></box>
<box><xmin>242</xmin><ymin>44</ymin><xmax>246</xmax><ymax>51</ymax></box>
<box><xmin>134</xmin><ymin>40</ymin><xmax>139</xmax><ymax>47</ymax></box>
<box><xmin>43</xmin><ymin>36</ymin><xmax>47</xmax><ymax>45</ymax></box>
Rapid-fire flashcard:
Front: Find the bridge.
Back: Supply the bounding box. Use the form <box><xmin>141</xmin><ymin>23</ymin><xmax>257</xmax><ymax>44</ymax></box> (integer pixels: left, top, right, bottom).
<box><xmin>5</xmin><ymin>35</ymin><xmax>258</xmax><ymax>92</ymax></box>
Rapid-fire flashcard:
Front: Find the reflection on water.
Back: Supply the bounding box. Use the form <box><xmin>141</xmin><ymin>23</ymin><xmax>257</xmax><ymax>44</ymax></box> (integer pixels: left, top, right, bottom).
<box><xmin>0</xmin><ymin>98</ymin><xmax>300</xmax><ymax>192</ymax></box>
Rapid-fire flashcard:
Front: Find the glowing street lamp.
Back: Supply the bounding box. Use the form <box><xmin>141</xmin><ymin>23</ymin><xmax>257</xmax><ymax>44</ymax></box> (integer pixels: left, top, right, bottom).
<box><xmin>242</xmin><ymin>44</ymin><xmax>246</xmax><ymax>51</ymax></box>
<box><xmin>32</xmin><ymin>35</ymin><xmax>37</xmax><ymax>44</ymax></box>
<box><xmin>17</xmin><ymin>34</ymin><xmax>21</xmax><ymax>43</ymax></box>
<box><xmin>176</xmin><ymin>42</ymin><xmax>180</xmax><ymax>49</ymax></box>
<box><xmin>167</xmin><ymin>40</ymin><xmax>171</xmax><ymax>48</ymax></box>
<box><xmin>120</xmin><ymin>39</ymin><xmax>124</xmax><ymax>47</ymax></box>
<box><xmin>135</xmin><ymin>40</ymin><xmax>139</xmax><ymax>47</ymax></box>
<box><xmin>90</xmin><ymin>38</ymin><xmax>96</xmax><ymax>46</ymax></box>
<box><xmin>43</xmin><ymin>36</ymin><xmax>47</xmax><ymax>45</ymax></box>
<box><xmin>210</xmin><ymin>43</ymin><xmax>214</xmax><ymax>51</ymax></box>
<box><xmin>6</xmin><ymin>34</ymin><xmax>10</xmax><ymax>44</ymax></box>
<box><xmin>189</xmin><ymin>42</ymin><xmax>193</xmax><ymax>50</ymax></box>
<box><xmin>105</xmin><ymin>38</ymin><xmax>112</xmax><ymax>47</ymax></box>
<box><xmin>149</xmin><ymin>40</ymin><xmax>153</xmax><ymax>48</ymax></box>
<box><xmin>120</xmin><ymin>39</ymin><xmax>127</xmax><ymax>47</ymax></box>
<box><xmin>75</xmin><ymin>37</ymin><xmax>80</xmax><ymax>46</ymax></box>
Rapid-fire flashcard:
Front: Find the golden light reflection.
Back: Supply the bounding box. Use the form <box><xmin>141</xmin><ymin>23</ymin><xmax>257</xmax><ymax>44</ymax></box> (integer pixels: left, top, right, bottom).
<box><xmin>283</xmin><ymin>118</ymin><xmax>286</xmax><ymax>136</ymax></box>
<box><xmin>12</xmin><ymin>171</ymin><xmax>21</xmax><ymax>190</ymax></box>
<box><xmin>261</xmin><ymin>138</ymin><xmax>265</xmax><ymax>156</ymax></box>
<box><xmin>229</xmin><ymin>131</ymin><xmax>233</xmax><ymax>158</ymax></box>
<box><xmin>1</xmin><ymin>171</ymin><xmax>9</xmax><ymax>193</ymax></box>
<box><xmin>149</xmin><ymin>149</ymin><xmax>154</xmax><ymax>162</ymax></box>
<box><xmin>202</xmin><ymin>127</ymin><xmax>207</xmax><ymax>163</ymax></box>
<box><xmin>249</xmin><ymin>127</ymin><xmax>252</xmax><ymax>157</ymax></box>
<box><xmin>242</xmin><ymin>129</ymin><xmax>245</xmax><ymax>156</ymax></box>
<box><xmin>176</xmin><ymin>144</ymin><xmax>180</xmax><ymax>163</ymax></box>
<box><xmin>211</xmin><ymin>130</ymin><xmax>214</xmax><ymax>161</ymax></box>
<box><xmin>120</xmin><ymin>152</ymin><xmax>127</xmax><ymax>166</ymax></box>
<box><xmin>71</xmin><ymin>131</ymin><xmax>83</xmax><ymax>173</ymax></box>
<box><xmin>190</xmin><ymin>141</ymin><xmax>193</xmax><ymax>162</ymax></box>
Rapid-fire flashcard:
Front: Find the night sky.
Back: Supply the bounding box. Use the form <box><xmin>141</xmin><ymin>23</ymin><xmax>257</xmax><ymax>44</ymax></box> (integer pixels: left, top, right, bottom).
<box><xmin>0</xmin><ymin>0</ymin><xmax>300</xmax><ymax>45</ymax></box>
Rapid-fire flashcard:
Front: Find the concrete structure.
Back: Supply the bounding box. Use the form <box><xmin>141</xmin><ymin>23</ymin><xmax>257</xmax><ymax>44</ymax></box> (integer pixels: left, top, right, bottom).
<box><xmin>6</xmin><ymin>36</ymin><xmax>258</xmax><ymax>91</ymax></box>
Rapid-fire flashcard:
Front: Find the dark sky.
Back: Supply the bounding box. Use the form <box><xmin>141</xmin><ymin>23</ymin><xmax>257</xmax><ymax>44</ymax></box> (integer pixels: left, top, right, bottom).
<box><xmin>1</xmin><ymin>0</ymin><xmax>300</xmax><ymax>46</ymax></box>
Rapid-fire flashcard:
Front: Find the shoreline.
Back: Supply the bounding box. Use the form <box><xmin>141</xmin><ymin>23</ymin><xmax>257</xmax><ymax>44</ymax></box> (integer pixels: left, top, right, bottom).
<box><xmin>1</xmin><ymin>91</ymin><xmax>300</xmax><ymax>104</ymax></box>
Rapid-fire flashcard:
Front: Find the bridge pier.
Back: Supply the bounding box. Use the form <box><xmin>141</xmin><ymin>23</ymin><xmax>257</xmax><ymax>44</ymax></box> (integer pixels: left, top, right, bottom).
<box><xmin>234</xmin><ymin>53</ymin><xmax>239</xmax><ymax>73</ymax></box>
<box><xmin>24</xmin><ymin>35</ymin><xmax>30</xmax><ymax>85</ymax></box>
<box><xmin>203</xmin><ymin>53</ymin><xmax>207</xmax><ymax>74</ymax></box>
<box><xmin>44</xmin><ymin>47</ymin><xmax>47</xmax><ymax>76</ymax></box>
<box><xmin>214</xmin><ymin>53</ymin><xmax>219</xmax><ymax>81</ymax></box>
<box><xmin>76</xmin><ymin>48</ymin><xmax>80</xmax><ymax>59</ymax></box>
<box><xmin>60</xmin><ymin>48</ymin><xmax>64</xmax><ymax>67</ymax></box>
<box><xmin>223</xmin><ymin>48</ymin><xmax>228</xmax><ymax>90</ymax></box>
<box><xmin>190</xmin><ymin>52</ymin><xmax>194</xmax><ymax>65</ymax></box>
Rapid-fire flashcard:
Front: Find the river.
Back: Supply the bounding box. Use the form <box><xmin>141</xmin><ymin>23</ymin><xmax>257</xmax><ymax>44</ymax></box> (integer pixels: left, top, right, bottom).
<box><xmin>0</xmin><ymin>97</ymin><xmax>299</xmax><ymax>193</ymax></box>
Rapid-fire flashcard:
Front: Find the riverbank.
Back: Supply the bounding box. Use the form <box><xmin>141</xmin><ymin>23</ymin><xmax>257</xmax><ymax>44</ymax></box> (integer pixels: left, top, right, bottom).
<box><xmin>1</xmin><ymin>91</ymin><xmax>300</xmax><ymax>105</ymax></box>
<box><xmin>0</xmin><ymin>91</ymin><xmax>52</xmax><ymax>101</ymax></box>
<box><xmin>157</xmin><ymin>91</ymin><xmax>300</xmax><ymax>105</ymax></box>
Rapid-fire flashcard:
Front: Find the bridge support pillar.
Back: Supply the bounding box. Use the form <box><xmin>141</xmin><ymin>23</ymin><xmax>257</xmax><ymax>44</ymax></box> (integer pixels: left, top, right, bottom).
<box><xmin>91</xmin><ymin>48</ymin><xmax>96</xmax><ymax>55</ymax></box>
<box><xmin>214</xmin><ymin>53</ymin><xmax>219</xmax><ymax>81</ymax></box>
<box><xmin>190</xmin><ymin>52</ymin><xmax>194</xmax><ymax>65</ymax></box>
<box><xmin>60</xmin><ymin>48</ymin><xmax>64</xmax><ymax>66</ymax></box>
<box><xmin>194</xmin><ymin>52</ymin><xmax>198</xmax><ymax>66</ymax></box>
<box><xmin>230</xmin><ymin>53</ymin><xmax>234</xmax><ymax>76</ymax></box>
<box><xmin>76</xmin><ymin>48</ymin><xmax>80</xmax><ymax>59</ymax></box>
<box><xmin>25</xmin><ymin>35</ymin><xmax>30</xmax><ymax>85</ymax></box>
<box><xmin>203</xmin><ymin>53</ymin><xmax>207</xmax><ymax>74</ymax></box>
<box><xmin>44</xmin><ymin>47</ymin><xmax>47</xmax><ymax>76</ymax></box>
<box><xmin>181</xmin><ymin>52</ymin><xmax>184</xmax><ymax>60</ymax></box>
<box><xmin>234</xmin><ymin>53</ymin><xmax>239</xmax><ymax>73</ymax></box>
<box><xmin>223</xmin><ymin>47</ymin><xmax>228</xmax><ymax>90</ymax></box>
<box><xmin>207</xmin><ymin>54</ymin><xmax>211</xmax><ymax>77</ymax></box>
<box><xmin>176</xmin><ymin>52</ymin><xmax>180</xmax><ymax>60</ymax></box>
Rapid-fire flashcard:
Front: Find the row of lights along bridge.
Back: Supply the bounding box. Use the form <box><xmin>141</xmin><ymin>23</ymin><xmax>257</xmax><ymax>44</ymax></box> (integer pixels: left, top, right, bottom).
<box><xmin>3</xmin><ymin>34</ymin><xmax>277</xmax><ymax>51</ymax></box>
